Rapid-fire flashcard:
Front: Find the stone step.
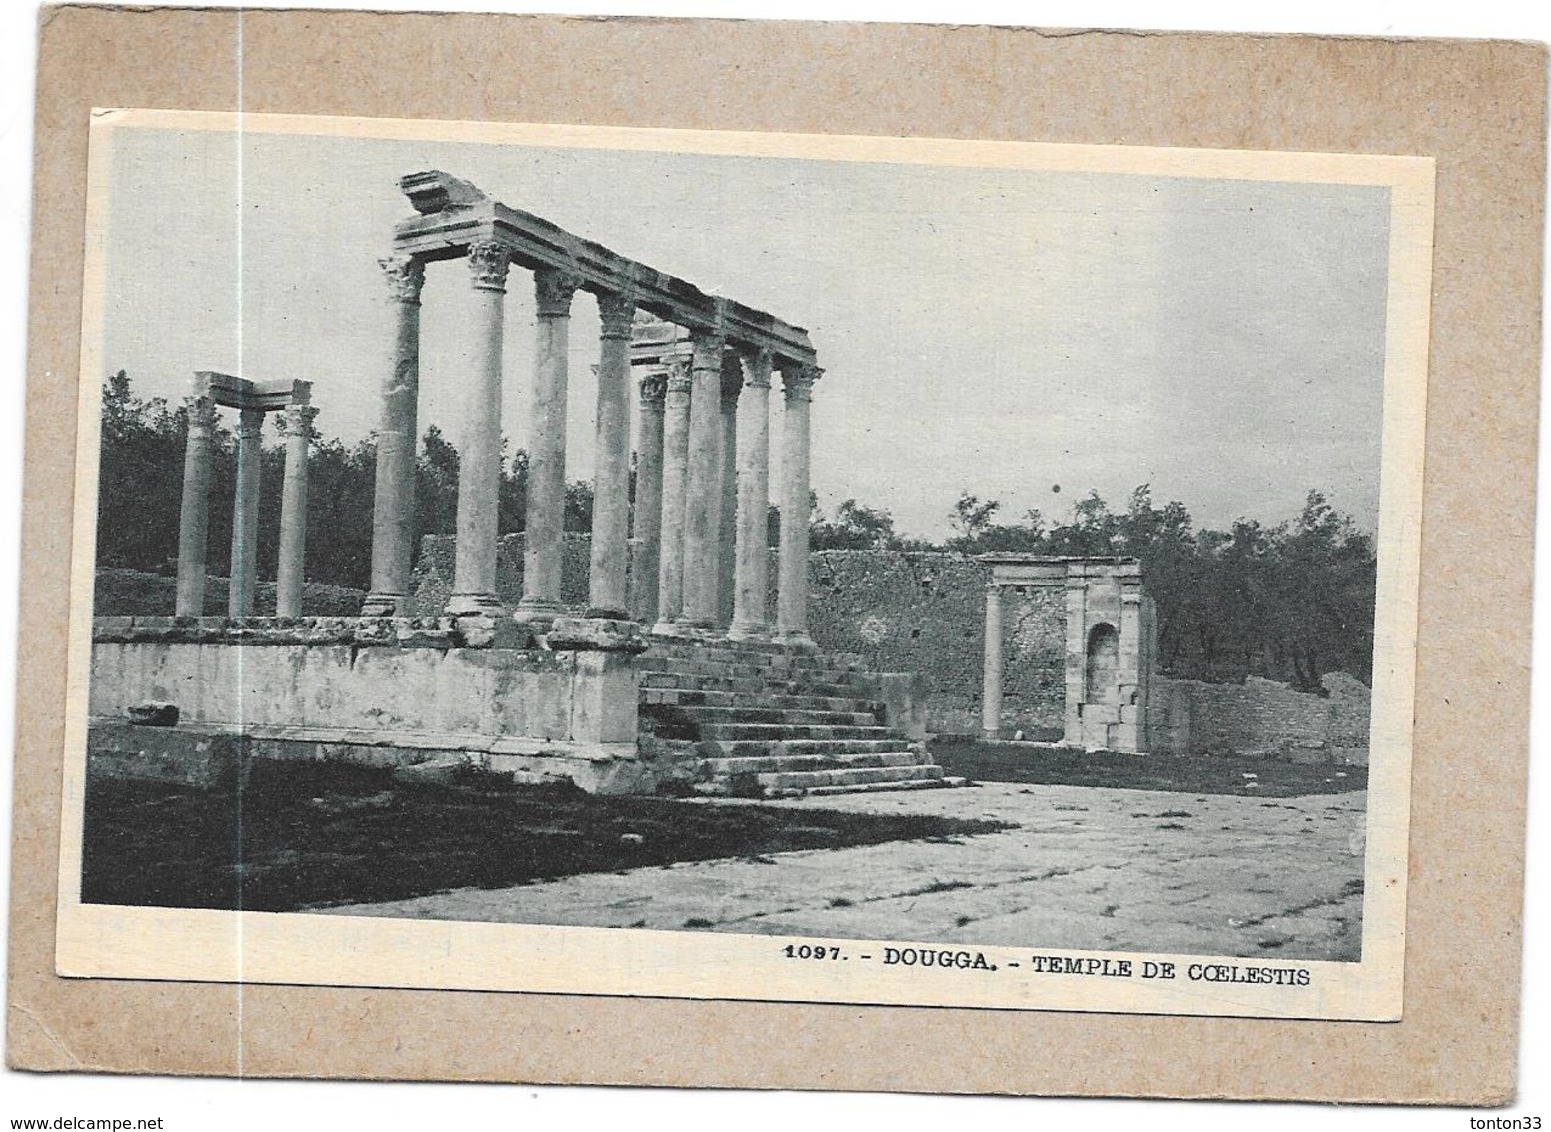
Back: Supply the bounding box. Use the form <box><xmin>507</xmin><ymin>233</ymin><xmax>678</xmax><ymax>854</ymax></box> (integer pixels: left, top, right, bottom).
<box><xmin>639</xmin><ymin>687</ymin><xmax>884</xmax><ymax>715</ymax></box>
<box><xmin>698</xmin><ymin>750</ymin><xmax>927</xmax><ymax>775</ymax></box>
<box><xmin>756</xmin><ymin>763</ymin><xmax>947</xmax><ymax>790</ymax></box>
<box><xmin>646</xmin><ymin>642</ymin><xmax>866</xmax><ymax>670</ymax></box>
<box><xmin>718</xmin><ymin>737</ymin><xmax>913</xmax><ymax>758</ymax></box>
<box><xmin>638</xmin><ymin>657</ymin><xmax>865</xmax><ymax>686</ymax></box>
<box><xmin>798</xmin><ymin>776</ymin><xmax>968</xmax><ymax>797</ymax></box>
<box><xmin>639</xmin><ymin>671</ymin><xmax>867</xmax><ymax>700</ymax></box>
<box><xmin>676</xmin><ymin>705</ymin><xmax>880</xmax><ymax>728</ymax></box>
<box><xmin>698</xmin><ymin>722</ymin><xmax>898</xmax><ymax>742</ymax></box>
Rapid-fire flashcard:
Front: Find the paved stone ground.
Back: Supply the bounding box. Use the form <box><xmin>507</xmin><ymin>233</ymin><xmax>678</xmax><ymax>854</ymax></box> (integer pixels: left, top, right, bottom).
<box><xmin>324</xmin><ymin>782</ymin><xmax>1367</xmax><ymax>961</ymax></box>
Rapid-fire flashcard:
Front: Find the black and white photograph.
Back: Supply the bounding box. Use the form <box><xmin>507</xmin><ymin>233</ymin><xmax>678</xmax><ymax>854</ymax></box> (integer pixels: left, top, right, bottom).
<box><xmin>54</xmin><ymin>110</ymin><xmax>1430</xmax><ymax>1020</ymax></box>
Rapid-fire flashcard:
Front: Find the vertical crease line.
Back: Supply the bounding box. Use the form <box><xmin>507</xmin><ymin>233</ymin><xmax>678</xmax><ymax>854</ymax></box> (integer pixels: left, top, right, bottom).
<box><xmin>234</xmin><ymin>4</ymin><xmax>246</xmax><ymax>1083</ymax></box>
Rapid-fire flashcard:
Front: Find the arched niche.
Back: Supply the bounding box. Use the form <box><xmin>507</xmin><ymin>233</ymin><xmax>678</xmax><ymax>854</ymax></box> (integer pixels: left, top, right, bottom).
<box><xmin>1085</xmin><ymin>621</ymin><xmax>1120</xmax><ymax>704</ymax></box>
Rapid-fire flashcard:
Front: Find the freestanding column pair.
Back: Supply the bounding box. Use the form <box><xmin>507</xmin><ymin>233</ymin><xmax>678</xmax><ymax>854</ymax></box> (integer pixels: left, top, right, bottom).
<box><xmin>172</xmin><ymin>375</ymin><xmax>316</xmax><ymax>619</ymax></box>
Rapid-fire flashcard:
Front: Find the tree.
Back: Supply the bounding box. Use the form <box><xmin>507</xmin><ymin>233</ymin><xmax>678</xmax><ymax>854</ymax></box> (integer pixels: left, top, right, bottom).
<box><xmin>811</xmin><ymin>498</ymin><xmax>899</xmax><ymax>550</ymax></box>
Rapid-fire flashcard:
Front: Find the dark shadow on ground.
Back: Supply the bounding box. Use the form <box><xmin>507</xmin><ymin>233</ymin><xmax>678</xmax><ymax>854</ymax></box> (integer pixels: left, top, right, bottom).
<box><xmin>932</xmin><ymin>739</ymin><xmax>1367</xmax><ymax>797</ymax></box>
<box><xmin>80</xmin><ymin>760</ymin><xmax>1008</xmax><ymax>913</ymax></box>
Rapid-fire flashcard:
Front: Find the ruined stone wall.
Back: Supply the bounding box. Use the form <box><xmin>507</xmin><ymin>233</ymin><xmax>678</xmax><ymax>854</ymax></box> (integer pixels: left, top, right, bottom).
<box><xmin>1149</xmin><ymin>673</ymin><xmax>1370</xmax><ymax>764</ymax></box>
<box><xmin>404</xmin><ymin>536</ymin><xmax>1370</xmax><ymax>755</ymax></box>
<box><xmin>409</xmin><ymin>533</ymin><xmax>593</xmax><ymax>614</ymax></box>
<box><xmin>806</xmin><ymin>551</ymin><xmax>1065</xmax><ymax>737</ymax></box>
<box><xmin>94</xmin><ymin>567</ymin><xmax>366</xmax><ymax>617</ymax></box>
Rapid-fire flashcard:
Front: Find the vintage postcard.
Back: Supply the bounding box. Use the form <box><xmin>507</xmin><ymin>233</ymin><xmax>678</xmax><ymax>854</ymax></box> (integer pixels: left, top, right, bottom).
<box><xmin>54</xmin><ymin>108</ymin><xmax>1432</xmax><ymax>1021</ymax></box>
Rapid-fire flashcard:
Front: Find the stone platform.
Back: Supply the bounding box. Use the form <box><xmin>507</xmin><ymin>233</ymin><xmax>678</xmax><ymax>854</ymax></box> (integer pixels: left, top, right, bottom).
<box><xmin>638</xmin><ymin>636</ymin><xmax>960</xmax><ymax>797</ymax></box>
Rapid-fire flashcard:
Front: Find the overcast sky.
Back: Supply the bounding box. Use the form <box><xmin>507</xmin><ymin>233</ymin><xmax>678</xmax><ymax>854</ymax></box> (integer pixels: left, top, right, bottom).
<box><xmin>100</xmin><ymin>125</ymin><xmax>1391</xmax><ymax>539</ymax></box>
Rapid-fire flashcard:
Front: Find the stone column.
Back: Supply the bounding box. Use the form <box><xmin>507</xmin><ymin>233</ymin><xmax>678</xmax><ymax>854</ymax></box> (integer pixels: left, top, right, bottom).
<box><xmin>446</xmin><ymin>240</ymin><xmax>510</xmax><ymax>617</ymax></box>
<box><xmin>716</xmin><ymin>357</ymin><xmax>742</xmax><ymax>628</ymax></box>
<box><xmin>776</xmin><ymin>364</ymin><xmax>819</xmax><ymax>647</ymax></box>
<box><xmin>982</xmin><ymin>583</ymin><xmax>1005</xmax><ymax>740</ymax></box>
<box><xmin>1116</xmin><ymin>569</ymin><xmax>1148</xmax><ymax>753</ymax></box>
<box><xmin>1061</xmin><ymin>570</ymin><xmax>1088</xmax><ymax>747</ymax></box>
<box><xmin>275</xmin><ymin>402</ymin><xmax>317</xmax><ymax>619</ymax></box>
<box><xmin>514</xmin><ymin>266</ymin><xmax>581</xmax><ymax>625</ymax></box>
<box><xmin>727</xmin><ymin>349</ymin><xmax>772</xmax><ymax>640</ymax></box>
<box><xmin>588</xmin><ymin>290</ymin><xmax>635</xmax><ymax>618</ymax></box>
<box><xmin>362</xmin><ymin>254</ymin><xmax>424</xmax><ymax>617</ymax></box>
<box><xmin>630</xmin><ymin>372</ymin><xmax>667</xmax><ymax>624</ymax></box>
<box><xmin>681</xmin><ymin>330</ymin><xmax>725</xmax><ymax>630</ymax></box>
<box><xmin>652</xmin><ymin>357</ymin><xmax>692</xmax><ymax>633</ymax></box>
<box><xmin>228</xmin><ymin>407</ymin><xmax>265</xmax><ymax>618</ymax></box>
<box><xmin>174</xmin><ymin>392</ymin><xmax>218</xmax><ymax>617</ymax></box>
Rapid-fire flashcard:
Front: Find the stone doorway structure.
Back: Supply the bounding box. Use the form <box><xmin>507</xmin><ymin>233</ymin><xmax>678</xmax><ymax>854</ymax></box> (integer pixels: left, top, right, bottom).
<box><xmin>979</xmin><ymin>555</ymin><xmax>1156</xmax><ymax>753</ymax></box>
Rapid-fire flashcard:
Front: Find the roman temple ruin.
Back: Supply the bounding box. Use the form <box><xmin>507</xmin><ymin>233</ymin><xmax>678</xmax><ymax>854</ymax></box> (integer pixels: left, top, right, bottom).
<box><xmin>89</xmin><ymin>172</ymin><xmax>949</xmax><ymax>796</ymax></box>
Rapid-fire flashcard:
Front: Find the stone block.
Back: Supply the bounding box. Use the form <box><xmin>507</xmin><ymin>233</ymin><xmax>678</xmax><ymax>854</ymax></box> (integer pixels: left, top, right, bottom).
<box><xmin>1082</xmin><ymin>703</ymin><xmax>1120</xmax><ymax>726</ymax></box>
<box><xmin>87</xmin><ymin>723</ymin><xmax>243</xmax><ymax>789</ymax></box>
<box><xmin>127</xmin><ymin>701</ymin><xmax>180</xmax><ymax>727</ymax></box>
<box><xmin>543</xmin><ymin>615</ymin><xmax>649</xmax><ymax>654</ymax></box>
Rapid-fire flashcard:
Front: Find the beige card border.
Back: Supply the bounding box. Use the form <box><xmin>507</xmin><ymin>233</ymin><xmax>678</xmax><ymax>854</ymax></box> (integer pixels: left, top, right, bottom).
<box><xmin>9</xmin><ymin>9</ymin><xmax>1543</xmax><ymax>1103</ymax></box>
<box><xmin>52</xmin><ymin>109</ymin><xmax>1433</xmax><ymax>1023</ymax></box>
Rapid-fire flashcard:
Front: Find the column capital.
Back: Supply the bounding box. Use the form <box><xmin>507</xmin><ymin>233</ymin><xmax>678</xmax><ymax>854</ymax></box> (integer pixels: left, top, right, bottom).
<box><xmin>181</xmin><ymin>394</ymin><xmax>217</xmax><ymax>433</ymax></box>
<box><xmin>781</xmin><ymin>363</ymin><xmax>821</xmax><ymax>403</ymax></box>
<box><xmin>596</xmin><ymin>289</ymin><xmax>636</xmax><ymax>337</ymax></box>
<box><xmin>277</xmin><ymin>404</ymin><xmax>319</xmax><ymax>437</ymax></box>
<box><xmin>638</xmin><ymin>371</ymin><xmax>668</xmax><ymax>408</ymax></box>
<box><xmin>535</xmin><ymin>266</ymin><xmax>582</xmax><ymax>316</ymax></box>
<box><xmin>739</xmin><ymin>348</ymin><xmax>774</xmax><ymax>389</ymax></box>
<box><xmin>690</xmin><ymin>328</ymin><xmax>726</xmax><ymax>371</ymax></box>
<box><xmin>380</xmin><ymin>254</ymin><xmax>426</xmax><ymax>304</ymax></box>
<box><xmin>235</xmin><ymin>407</ymin><xmax>266</xmax><ymax>440</ymax></box>
<box><xmin>467</xmin><ymin>240</ymin><xmax>511</xmax><ymax>292</ymax></box>
<box><xmin>664</xmin><ymin>355</ymin><xmax>693</xmax><ymax>395</ymax></box>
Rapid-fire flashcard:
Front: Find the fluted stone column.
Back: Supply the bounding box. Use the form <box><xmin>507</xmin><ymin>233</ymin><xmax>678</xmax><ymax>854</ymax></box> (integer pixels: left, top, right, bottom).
<box><xmin>982</xmin><ymin>583</ymin><xmax>1005</xmax><ymax>740</ymax></box>
<box><xmin>630</xmin><ymin>372</ymin><xmax>667</xmax><ymax>624</ymax></box>
<box><xmin>446</xmin><ymin>240</ymin><xmax>511</xmax><ymax>617</ymax></box>
<box><xmin>716</xmin><ymin>357</ymin><xmax>742</xmax><ymax>628</ymax></box>
<box><xmin>589</xmin><ymin>290</ymin><xmax>635</xmax><ymax>618</ymax></box>
<box><xmin>174</xmin><ymin>392</ymin><xmax>218</xmax><ymax>617</ymax></box>
<box><xmin>228</xmin><ymin>407</ymin><xmax>265</xmax><ymax>618</ymax></box>
<box><xmin>776</xmin><ymin>364</ymin><xmax>819</xmax><ymax>647</ymax></box>
<box><xmin>652</xmin><ymin>357</ymin><xmax>692</xmax><ymax>633</ymax></box>
<box><xmin>362</xmin><ymin>254</ymin><xmax>424</xmax><ymax>616</ymax></box>
<box><xmin>727</xmin><ymin>349</ymin><xmax>772</xmax><ymax>640</ymax></box>
<box><xmin>514</xmin><ymin>266</ymin><xmax>581</xmax><ymax>624</ymax></box>
<box><xmin>275</xmin><ymin>402</ymin><xmax>317</xmax><ymax>618</ymax></box>
<box><xmin>681</xmin><ymin>330</ymin><xmax>725</xmax><ymax>630</ymax></box>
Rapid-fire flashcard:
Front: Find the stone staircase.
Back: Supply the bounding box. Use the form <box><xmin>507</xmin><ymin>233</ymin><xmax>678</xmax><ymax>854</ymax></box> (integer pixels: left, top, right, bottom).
<box><xmin>637</xmin><ymin>637</ymin><xmax>964</xmax><ymax>798</ymax></box>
